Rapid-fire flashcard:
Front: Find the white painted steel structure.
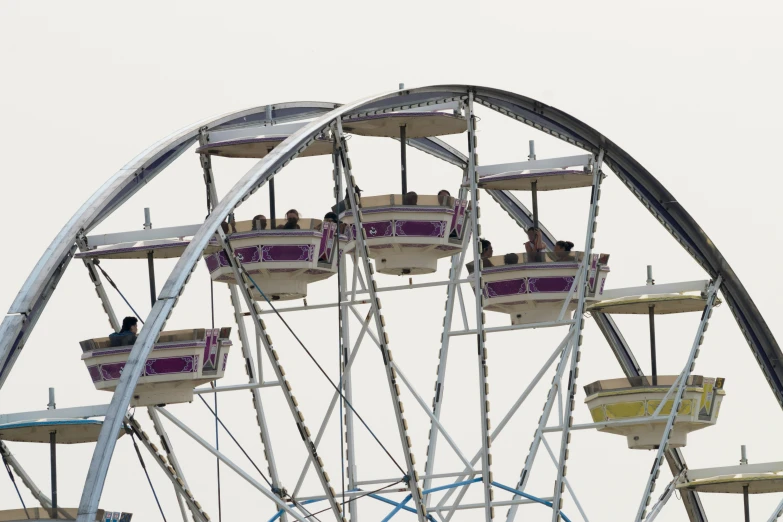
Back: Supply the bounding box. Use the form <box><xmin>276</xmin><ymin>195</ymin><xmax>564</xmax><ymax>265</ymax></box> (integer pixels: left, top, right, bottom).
<box><xmin>1</xmin><ymin>86</ymin><xmax>781</xmax><ymax>522</ymax></box>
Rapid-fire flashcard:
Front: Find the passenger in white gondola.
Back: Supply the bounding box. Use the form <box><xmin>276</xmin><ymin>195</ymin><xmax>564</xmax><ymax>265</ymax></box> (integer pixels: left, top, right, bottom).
<box><xmin>504</xmin><ymin>252</ymin><xmax>519</xmax><ymax>265</ymax></box>
<box><xmin>524</xmin><ymin>227</ymin><xmax>546</xmax><ymax>262</ymax></box>
<box><xmin>279</xmin><ymin>209</ymin><xmax>300</xmax><ymax>229</ymax></box>
<box><xmin>252</xmin><ymin>214</ymin><xmax>268</xmax><ymax>231</ymax></box>
<box><xmin>403</xmin><ymin>191</ymin><xmax>418</xmax><ymax>205</ymax></box>
<box><xmin>109</xmin><ymin>317</ymin><xmax>138</xmax><ymax>347</ymax></box>
<box><xmin>554</xmin><ymin>240</ymin><xmax>575</xmax><ymax>261</ymax></box>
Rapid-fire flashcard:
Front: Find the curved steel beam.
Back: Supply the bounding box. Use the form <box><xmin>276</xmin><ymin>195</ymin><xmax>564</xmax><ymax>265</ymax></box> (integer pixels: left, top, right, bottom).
<box><xmin>0</xmin><ymin>102</ymin><xmax>339</xmax><ymax>388</ymax></box>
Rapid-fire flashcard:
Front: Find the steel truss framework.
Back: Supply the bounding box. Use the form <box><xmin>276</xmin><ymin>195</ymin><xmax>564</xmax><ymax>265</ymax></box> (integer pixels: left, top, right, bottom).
<box><xmin>0</xmin><ymin>86</ymin><xmax>781</xmax><ymax>522</ymax></box>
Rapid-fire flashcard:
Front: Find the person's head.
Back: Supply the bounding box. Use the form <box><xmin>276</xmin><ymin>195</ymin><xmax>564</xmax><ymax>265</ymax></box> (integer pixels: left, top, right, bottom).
<box><xmin>285</xmin><ymin>209</ymin><xmax>300</xmax><ymax>223</ymax></box>
<box><xmin>403</xmin><ymin>191</ymin><xmax>418</xmax><ymax>205</ymax></box>
<box><xmin>555</xmin><ymin>240</ymin><xmax>574</xmax><ymax>252</ymax></box>
<box><xmin>438</xmin><ymin>190</ymin><xmax>451</xmax><ymax>198</ymax></box>
<box><xmin>253</xmin><ymin>214</ymin><xmax>267</xmax><ymax>230</ymax></box>
<box><xmin>323</xmin><ymin>212</ymin><xmax>338</xmax><ymax>224</ymax></box>
<box><xmin>480</xmin><ymin>238</ymin><xmax>492</xmax><ymax>258</ymax></box>
<box><xmin>121</xmin><ymin>316</ymin><xmax>138</xmax><ymax>334</ymax></box>
<box><xmin>504</xmin><ymin>253</ymin><xmax>519</xmax><ymax>265</ymax></box>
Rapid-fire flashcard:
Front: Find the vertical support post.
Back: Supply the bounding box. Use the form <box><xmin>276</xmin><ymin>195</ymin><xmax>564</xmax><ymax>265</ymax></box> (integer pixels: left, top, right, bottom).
<box><xmin>529</xmin><ymin>140</ymin><xmax>538</xmax><ymax>230</ymax></box>
<box><xmin>634</xmin><ymin>277</ymin><xmax>722</xmax><ymax>522</ymax></box>
<box><xmin>198</xmin><ymin>129</ymin><xmax>287</xmax><ymax>521</ymax></box>
<box><xmin>144</xmin><ymin>208</ymin><xmax>156</xmax><ymax>307</ymax></box>
<box><xmin>48</xmin><ymin>388</ymin><xmax>57</xmax><ymax>519</ymax></box>
<box><xmin>400</xmin><ymin>125</ymin><xmax>408</xmax><ymax>195</ymax></box>
<box><xmin>269</xmin><ymin>178</ymin><xmax>277</xmax><ymax>228</ymax></box>
<box><xmin>333</xmin><ymin>118</ymin><xmax>428</xmax><ymax>522</ymax></box>
<box><xmin>550</xmin><ymin>149</ymin><xmax>605</xmax><ymax>522</ymax></box>
<box><xmin>741</xmin><ymin>445</ymin><xmax>750</xmax><ymax>522</ymax></box>
<box><xmin>648</xmin><ymin>266</ymin><xmax>657</xmax><ymax>385</ymax></box>
<box><xmin>465</xmin><ymin>91</ymin><xmax>494</xmax><ymax>521</ymax></box>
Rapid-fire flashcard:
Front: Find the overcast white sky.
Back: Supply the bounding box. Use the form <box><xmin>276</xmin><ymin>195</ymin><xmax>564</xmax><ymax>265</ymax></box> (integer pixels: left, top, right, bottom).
<box><xmin>2</xmin><ymin>1</ymin><xmax>783</xmax><ymax>521</ymax></box>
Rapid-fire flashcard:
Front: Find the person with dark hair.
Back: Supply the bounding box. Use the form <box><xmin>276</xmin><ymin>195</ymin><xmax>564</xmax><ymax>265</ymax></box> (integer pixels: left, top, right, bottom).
<box><xmin>555</xmin><ymin>240</ymin><xmax>574</xmax><ymax>252</ymax></box>
<box><xmin>252</xmin><ymin>214</ymin><xmax>267</xmax><ymax>231</ymax></box>
<box><xmin>316</xmin><ymin>212</ymin><xmax>339</xmax><ymax>232</ymax></box>
<box><xmin>280</xmin><ymin>209</ymin><xmax>300</xmax><ymax>229</ymax></box>
<box><xmin>524</xmin><ymin>227</ymin><xmax>546</xmax><ymax>261</ymax></box>
<box><xmin>554</xmin><ymin>240</ymin><xmax>575</xmax><ymax>261</ymax></box>
<box><xmin>480</xmin><ymin>238</ymin><xmax>494</xmax><ymax>268</ymax></box>
<box><xmin>438</xmin><ymin>189</ymin><xmax>452</xmax><ymax>206</ymax></box>
<box><xmin>332</xmin><ymin>186</ymin><xmax>363</xmax><ymax>214</ymax></box>
<box><xmin>403</xmin><ymin>191</ymin><xmax>418</xmax><ymax>205</ymax></box>
<box><xmin>109</xmin><ymin>317</ymin><xmax>138</xmax><ymax>347</ymax></box>
<box><xmin>504</xmin><ymin>252</ymin><xmax>519</xmax><ymax>265</ymax></box>
<box><xmin>466</xmin><ymin>238</ymin><xmax>493</xmax><ymax>273</ymax></box>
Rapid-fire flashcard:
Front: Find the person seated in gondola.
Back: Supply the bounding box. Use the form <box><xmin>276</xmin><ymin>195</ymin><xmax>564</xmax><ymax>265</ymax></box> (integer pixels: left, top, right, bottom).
<box><xmin>220</xmin><ymin>214</ymin><xmax>237</xmax><ymax>234</ymax></box>
<box><xmin>316</xmin><ymin>212</ymin><xmax>339</xmax><ymax>231</ymax></box>
<box><xmin>109</xmin><ymin>317</ymin><xmax>138</xmax><ymax>347</ymax></box>
<box><xmin>554</xmin><ymin>240</ymin><xmax>575</xmax><ymax>261</ymax></box>
<box><xmin>252</xmin><ymin>214</ymin><xmax>268</xmax><ymax>231</ymax></box>
<box><xmin>504</xmin><ymin>252</ymin><xmax>519</xmax><ymax>265</ymax></box>
<box><xmin>332</xmin><ymin>186</ymin><xmax>363</xmax><ymax>214</ymax></box>
<box><xmin>524</xmin><ymin>227</ymin><xmax>546</xmax><ymax>262</ymax></box>
<box><xmin>403</xmin><ymin>191</ymin><xmax>418</xmax><ymax>205</ymax></box>
<box><xmin>438</xmin><ymin>189</ymin><xmax>452</xmax><ymax>206</ymax></box>
<box><xmin>466</xmin><ymin>238</ymin><xmax>493</xmax><ymax>274</ymax></box>
<box><xmin>279</xmin><ymin>209</ymin><xmax>300</xmax><ymax>229</ymax></box>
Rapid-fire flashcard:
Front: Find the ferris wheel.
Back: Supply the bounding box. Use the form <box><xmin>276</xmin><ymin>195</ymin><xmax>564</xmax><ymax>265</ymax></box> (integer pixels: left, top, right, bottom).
<box><xmin>1</xmin><ymin>85</ymin><xmax>783</xmax><ymax>522</ymax></box>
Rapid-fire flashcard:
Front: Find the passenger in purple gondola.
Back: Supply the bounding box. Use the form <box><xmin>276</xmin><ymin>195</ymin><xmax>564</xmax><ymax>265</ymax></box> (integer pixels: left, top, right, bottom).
<box><xmin>403</xmin><ymin>191</ymin><xmax>418</xmax><ymax>205</ymax></box>
<box><xmin>316</xmin><ymin>212</ymin><xmax>339</xmax><ymax>232</ymax></box>
<box><xmin>504</xmin><ymin>253</ymin><xmax>519</xmax><ymax>265</ymax></box>
<box><xmin>332</xmin><ymin>186</ymin><xmax>363</xmax><ymax>214</ymax></box>
<box><xmin>252</xmin><ymin>214</ymin><xmax>268</xmax><ymax>231</ymax></box>
<box><xmin>109</xmin><ymin>317</ymin><xmax>138</xmax><ymax>347</ymax></box>
<box><xmin>480</xmin><ymin>238</ymin><xmax>494</xmax><ymax>268</ymax></box>
<box><xmin>524</xmin><ymin>227</ymin><xmax>546</xmax><ymax>262</ymax></box>
<box><xmin>280</xmin><ymin>209</ymin><xmax>300</xmax><ymax>229</ymax></box>
<box><xmin>554</xmin><ymin>240</ymin><xmax>575</xmax><ymax>261</ymax></box>
<box><xmin>438</xmin><ymin>189</ymin><xmax>451</xmax><ymax>206</ymax></box>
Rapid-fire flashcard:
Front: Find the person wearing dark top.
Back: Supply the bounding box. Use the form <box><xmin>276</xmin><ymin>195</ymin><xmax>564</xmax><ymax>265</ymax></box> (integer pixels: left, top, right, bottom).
<box><xmin>331</xmin><ymin>186</ymin><xmax>363</xmax><ymax>214</ymax></box>
<box><xmin>403</xmin><ymin>191</ymin><xmax>418</xmax><ymax>205</ymax></box>
<box><xmin>504</xmin><ymin>253</ymin><xmax>519</xmax><ymax>265</ymax></box>
<box><xmin>109</xmin><ymin>317</ymin><xmax>138</xmax><ymax>347</ymax></box>
<box><xmin>280</xmin><ymin>209</ymin><xmax>301</xmax><ymax>229</ymax></box>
